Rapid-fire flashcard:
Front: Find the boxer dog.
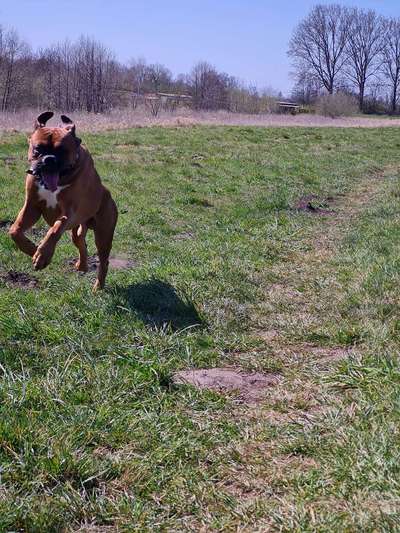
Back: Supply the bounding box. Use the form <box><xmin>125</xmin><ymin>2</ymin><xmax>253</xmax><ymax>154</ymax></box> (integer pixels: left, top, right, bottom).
<box><xmin>9</xmin><ymin>111</ymin><xmax>118</xmax><ymax>290</ymax></box>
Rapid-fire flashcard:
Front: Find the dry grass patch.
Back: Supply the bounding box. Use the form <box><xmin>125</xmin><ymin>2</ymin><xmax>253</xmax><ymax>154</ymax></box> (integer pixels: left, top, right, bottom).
<box><xmin>3</xmin><ymin>108</ymin><xmax>400</xmax><ymax>133</ymax></box>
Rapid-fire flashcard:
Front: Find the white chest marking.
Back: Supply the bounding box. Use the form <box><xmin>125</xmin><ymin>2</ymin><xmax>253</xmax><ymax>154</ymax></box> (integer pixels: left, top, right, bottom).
<box><xmin>37</xmin><ymin>184</ymin><xmax>69</xmax><ymax>209</ymax></box>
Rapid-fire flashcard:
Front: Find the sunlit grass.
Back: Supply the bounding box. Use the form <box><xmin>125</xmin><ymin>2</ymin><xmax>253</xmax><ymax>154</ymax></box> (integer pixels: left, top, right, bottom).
<box><xmin>0</xmin><ymin>126</ymin><xmax>400</xmax><ymax>530</ymax></box>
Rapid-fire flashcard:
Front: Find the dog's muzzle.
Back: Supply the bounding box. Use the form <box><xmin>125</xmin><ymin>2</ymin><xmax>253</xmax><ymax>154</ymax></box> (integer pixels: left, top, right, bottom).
<box><xmin>27</xmin><ymin>151</ymin><xmax>79</xmax><ymax>190</ymax></box>
<box><xmin>28</xmin><ymin>155</ymin><xmax>60</xmax><ymax>192</ymax></box>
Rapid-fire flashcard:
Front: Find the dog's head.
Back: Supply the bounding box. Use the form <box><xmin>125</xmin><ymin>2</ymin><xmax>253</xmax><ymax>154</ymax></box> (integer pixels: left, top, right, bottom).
<box><xmin>28</xmin><ymin>112</ymin><xmax>81</xmax><ymax>192</ymax></box>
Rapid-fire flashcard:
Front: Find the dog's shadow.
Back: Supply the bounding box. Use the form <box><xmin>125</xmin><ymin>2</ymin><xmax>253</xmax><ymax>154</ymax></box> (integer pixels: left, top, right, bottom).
<box><xmin>112</xmin><ymin>279</ymin><xmax>203</xmax><ymax>331</ymax></box>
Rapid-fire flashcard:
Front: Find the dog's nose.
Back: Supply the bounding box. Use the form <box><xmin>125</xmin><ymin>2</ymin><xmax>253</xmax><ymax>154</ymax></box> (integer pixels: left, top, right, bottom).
<box><xmin>42</xmin><ymin>154</ymin><xmax>57</xmax><ymax>166</ymax></box>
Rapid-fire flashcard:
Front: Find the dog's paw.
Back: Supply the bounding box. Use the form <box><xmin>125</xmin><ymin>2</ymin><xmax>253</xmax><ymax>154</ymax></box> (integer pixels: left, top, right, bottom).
<box><xmin>92</xmin><ymin>279</ymin><xmax>104</xmax><ymax>292</ymax></box>
<box><xmin>32</xmin><ymin>247</ymin><xmax>52</xmax><ymax>270</ymax></box>
<box><xmin>75</xmin><ymin>260</ymin><xmax>88</xmax><ymax>273</ymax></box>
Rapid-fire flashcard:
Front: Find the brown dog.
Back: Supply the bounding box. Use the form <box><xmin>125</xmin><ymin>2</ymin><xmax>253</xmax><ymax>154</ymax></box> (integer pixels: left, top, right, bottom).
<box><xmin>9</xmin><ymin>112</ymin><xmax>118</xmax><ymax>290</ymax></box>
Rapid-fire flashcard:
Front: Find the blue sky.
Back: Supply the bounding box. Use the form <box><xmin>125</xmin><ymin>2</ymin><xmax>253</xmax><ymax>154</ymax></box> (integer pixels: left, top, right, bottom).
<box><xmin>1</xmin><ymin>1</ymin><xmax>399</xmax><ymax>95</ymax></box>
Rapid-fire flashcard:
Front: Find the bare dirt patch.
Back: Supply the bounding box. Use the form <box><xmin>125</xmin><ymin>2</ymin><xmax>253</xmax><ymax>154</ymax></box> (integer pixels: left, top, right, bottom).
<box><xmin>67</xmin><ymin>254</ymin><xmax>135</xmax><ymax>272</ymax></box>
<box><xmin>27</xmin><ymin>226</ymin><xmax>48</xmax><ymax>239</ymax></box>
<box><xmin>0</xmin><ymin>219</ymin><xmax>12</xmax><ymax>230</ymax></box>
<box><xmin>0</xmin><ymin>222</ymin><xmax>48</xmax><ymax>241</ymax></box>
<box><xmin>255</xmin><ymin>333</ymin><xmax>352</xmax><ymax>367</ymax></box>
<box><xmin>1</xmin><ymin>270</ymin><xmax>39</xmax><ymax>289</ymax></box>
<box><xmin>257</xmin><ymin>329</ymin><xmax>280</xmax><ymax>342</ymax></box>
<box><xmin>284</xmin><ymin>343</ymin><xmax>352</xmax><ymax>365</ymax></box>
<box><xmin>309</xmin><ymin>345</ymin><xmax>353</xmax><ymax>365</ymax></box>
<box><xmin>109</xmin><ymin>256</ymin><xmax>135</xmax><ymax>270</ymax></box>
<box><xmin>173</xmin><ymin>367</ymin><xmax>281</xmax><ymax>403</ymax></box>
<box><xmin>267</xmin><ymin>283</ymin><xmax>305</xmax><ymax>301</ymax></box>
<box><xmin>293</xmin><ymin>195</ymin><xmax>335</xmax><ymax>215</ymax></box>
<box><xmin>173</xmin><ymin>231</ymin><xmax>194</xmax><ymax>241</ymax></box>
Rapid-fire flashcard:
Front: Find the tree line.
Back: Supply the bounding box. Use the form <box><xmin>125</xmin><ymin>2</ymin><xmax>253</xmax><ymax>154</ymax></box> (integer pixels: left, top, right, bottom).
<box><xmin>0</xmin><ymin>26</ymin><xmax>278</xmax><ymax>114</ymax></box>
<box><xmin>288</xmin><ymin>4</ymin><xmax>400</xmax><ymax>113</ymax></box>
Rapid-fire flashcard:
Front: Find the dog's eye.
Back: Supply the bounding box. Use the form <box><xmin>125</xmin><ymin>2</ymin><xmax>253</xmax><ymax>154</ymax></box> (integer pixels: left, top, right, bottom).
<box><xmin>33</xmin><ymin>148</ymin><xmax>40</xmax><ymax>157</ymax></box>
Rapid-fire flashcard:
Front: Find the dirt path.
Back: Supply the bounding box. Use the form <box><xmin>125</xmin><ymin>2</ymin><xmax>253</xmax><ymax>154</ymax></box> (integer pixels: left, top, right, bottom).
<box><xmin>206</xmin><ymin>172</ymin><xmax>388</xmax><ymax>529</ymax></box>
<box><xmin>254</xmin><ymin>176</ymin><xmax>381</xmax><ymax>363</ymax></box>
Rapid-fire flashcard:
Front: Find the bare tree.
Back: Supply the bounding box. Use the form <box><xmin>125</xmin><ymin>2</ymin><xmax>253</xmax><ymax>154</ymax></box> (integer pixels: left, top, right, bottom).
<box><xmin>189</xmin><ymin>61</ymin><xmax>231</xmax><ymax>110</ymax></box>
<box><xmin>147</xmin><ymin>63</ymin><xmax>172</xmax><ymax>93</ymax></box>
<box><xmin>128</xmin><ymin>57</ymin><xmax>148</xmax><ymax>96</ymax></box>
<box><xmin>288</xmin><ymin>4</ymin><xmax>351</xmax><ymax>95</ymax></box>
<box><xmin>0</xmin><ymin>20</ymin><xmax>344</xmax><ymax>114</ymax></box>
<box><xmin>34</xmin><ymin>36</ymin><xmax>119</xmax><ymax>113</ymax></box>
<box><xmin>145</xmin><ymin>96</ymin><xmax>161</xmax><ymax>117</ymax></box>
<box><xmin>0</xmin><ymin>28</ymin><xmax>30</xmax><ymax>111</ymax></box>
<box><xmin>291</xmin><ymin>72</ymin><xmax>323</xmax><ymax>105</ymax></box>
<box><xmin>382</xmin><ymin>18</ymin><xmax>400</xmax><ymax>114</ymax></box>
<box><xmin>70</xmin><ymin>36</ymin><xmax>117</xmax><ymax>112</ymax></box>
<box><xmin>345</xmin><ymin>8</ymin><xmax>385</xmax><ymax>111</ymax></box>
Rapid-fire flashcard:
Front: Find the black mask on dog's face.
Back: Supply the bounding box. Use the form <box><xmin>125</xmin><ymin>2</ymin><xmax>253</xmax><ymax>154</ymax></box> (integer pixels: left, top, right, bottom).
<box><xmin>27</xmin><ymin>112</ymin><xmax>81</xmax><ymax>191</ymax></box>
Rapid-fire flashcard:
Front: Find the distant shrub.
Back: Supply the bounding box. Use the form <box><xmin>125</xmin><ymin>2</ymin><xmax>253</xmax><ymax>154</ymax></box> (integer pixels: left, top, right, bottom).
<box><xmin>315</xmin><ymin>93</ymin><xmax>358</xmax><ymax>118</ymax></box>
<box><xmin>228</xmin><ymin>89</ymin><xmax>278</xmax><ymax>114</ymax></box>
<box><xmin>298</xmin><ymin>106</ymin><xmax>312</xmax><ymax>114</ymax></box>
<box><xmin>362</xmin><ymin>97</ymin><xmax>388</xmax><ymax>115</ymax></box>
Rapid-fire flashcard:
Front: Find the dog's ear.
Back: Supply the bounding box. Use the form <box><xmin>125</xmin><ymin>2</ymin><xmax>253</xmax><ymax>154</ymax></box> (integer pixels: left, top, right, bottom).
<box><xmin>61</xmin><ymin>114</ymin><xmax>76</xmax><ymax>135</ymax></box>
<box><xmin>61</xmin><ymin>115</ymin><xmax>81</xmax><ymax>146</ymax></box>
<box><xmin>61</xmin><ymin>114</ymin><xmax>74</xmax><ymax>125</ymax></box>
<box><xmin>34</xmin><ymin>111</ymin><xmax>54</xmax><ymax>129</ymax></box>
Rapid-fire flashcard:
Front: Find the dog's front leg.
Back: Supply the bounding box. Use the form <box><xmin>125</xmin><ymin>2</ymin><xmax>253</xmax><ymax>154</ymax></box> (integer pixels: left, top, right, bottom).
<box><xmin>9</xmin><ymin>202</ymin><xmax>41</xmax><ymax>257</ymax></box>
<box><xmin>32</xmin><ymin>215</ymin><xmax>71</xmax><ymax>271</ymax></box>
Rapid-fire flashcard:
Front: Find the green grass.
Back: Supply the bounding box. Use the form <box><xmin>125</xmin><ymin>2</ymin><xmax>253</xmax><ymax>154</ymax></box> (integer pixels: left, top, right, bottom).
<box><xmin>1</xmin><ymin>125</ymin><xmax>400</xmax><ymax>531</ymax></box>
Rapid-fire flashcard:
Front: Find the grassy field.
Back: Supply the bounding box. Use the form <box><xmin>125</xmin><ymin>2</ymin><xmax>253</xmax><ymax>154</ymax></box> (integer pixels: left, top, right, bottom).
<box><xmin>1</xmin><ymin>125</ymin><xmax>400</xmax><ymax>531</ymax></box>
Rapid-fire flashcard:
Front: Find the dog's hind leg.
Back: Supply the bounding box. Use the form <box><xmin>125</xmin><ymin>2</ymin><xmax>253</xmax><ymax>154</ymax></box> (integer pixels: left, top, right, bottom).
<box><xmin>71</xmin><ymin>224</ymin><xmax>88</xmax><ymax>272</ymax></box>
<box><xmin>93</xmin><ymin>191</ymin><xmax>118</xmax><ymax>291</ymax></box>
<box><xmin>9</xmin><ymin>202</ymin><xmax>41</xmax><ymax>257</ymax></box>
